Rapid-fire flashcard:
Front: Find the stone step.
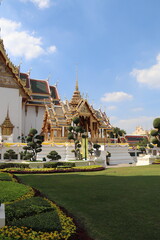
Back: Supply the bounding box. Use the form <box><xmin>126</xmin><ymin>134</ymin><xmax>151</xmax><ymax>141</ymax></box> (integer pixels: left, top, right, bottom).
<box><xmin>106</xmin><ymin>146</ymin><xmax>134</xmax><ymax>165</ymax></box>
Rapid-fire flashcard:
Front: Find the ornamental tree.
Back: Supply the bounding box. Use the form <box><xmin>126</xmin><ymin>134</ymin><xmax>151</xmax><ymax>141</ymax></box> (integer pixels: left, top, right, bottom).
<box><xmin>23</xmin><ymin>128</ymin><xmax>43</xmax><ymax>161</ymax></box>
<box><xmin>4</xmin><ymin>149</ymin><xmax>17</xmax><ymax>160</ymax></box>
<box><xmin>68</xmin><ymin>117</ymin><xmax>85</xmax><ymax>159</ymax></box>
<box><xmin>47</xmin><ymin>150</ymin><xmax>61</xmax><ymax>161</ymax></box>
<box><xmin>109</xmin><ymin>127</ymin><xmax>126</xmax><ymax>138</ymax></box>
<box><xmin>150</xmin><ymin>118</ymin><xmax>160</xmax><ymax>147</ymax></box>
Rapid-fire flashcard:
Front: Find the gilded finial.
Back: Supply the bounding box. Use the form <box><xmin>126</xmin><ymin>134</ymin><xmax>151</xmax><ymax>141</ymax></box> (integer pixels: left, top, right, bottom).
<box><xmin>75</xmin><ymin>65</ymin><xmax>79</xmax><ymax>91</ymax></box>
<box><xmin>7</xmin><ymin>106</ymin><xmax>9</xmax><ymax>118</ymax></box>
<box><xmin>28</xmin><ymin>68</ymin><xmax>32</xmax><ymax>77</ymax></box>
<box><xmin>54</xmin><ymin>80</ymin><xmax>59</xmax><ymax>87</ymax></box>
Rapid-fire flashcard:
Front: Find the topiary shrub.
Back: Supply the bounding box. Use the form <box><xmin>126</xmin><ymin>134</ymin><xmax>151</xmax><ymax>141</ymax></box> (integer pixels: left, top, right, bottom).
<box><xmin>93</xmin><ymin>144</ymin><xmax>101</xmax><ymax>150</ymax></box>
<box><xmin>151</xmin><ymin>118</ymin><xmax>160</xmax><ymax>147</ymax></box>
<box><xmin>23</xmin><ymin>128</ymin><xmax>44</xmax><ymax>161</ymax></box>
<box><xmin>67</xmin><ymin>117</ymin><xmax>85</xmax><ymax>160</ymax></box>
<box><xmin>47</xmin><ymin>151</ymin><xmax>61</xmax><ymax>161</ymax></box>
<box><xmin>4</xmin><ymin>149</ymin><xmax>18</xmax><ymax>160</ymax></box>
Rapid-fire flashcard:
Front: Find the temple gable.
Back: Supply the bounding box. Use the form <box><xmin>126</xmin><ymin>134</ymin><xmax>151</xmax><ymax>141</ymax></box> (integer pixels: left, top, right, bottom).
<box><xmin>0</xmin><ymin>56</ymin><xmax>19</xmax><ymax>89</ymax></box>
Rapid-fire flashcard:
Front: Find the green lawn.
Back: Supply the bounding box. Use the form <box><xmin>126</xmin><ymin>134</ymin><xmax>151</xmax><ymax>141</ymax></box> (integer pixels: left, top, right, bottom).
<box><xmin>0</xmin><ymin>181</ymin><xmax>31</xmax><ymax>203</ymax></box>
<box><xmin>18</xmin><ymin>165</ymin><xmax>160</xmax><ymax>240</ymax></box>
<box><xmin>0</xmin><ymin>172</ymin><xmax>12</xmax><ymax>181</ymax></box>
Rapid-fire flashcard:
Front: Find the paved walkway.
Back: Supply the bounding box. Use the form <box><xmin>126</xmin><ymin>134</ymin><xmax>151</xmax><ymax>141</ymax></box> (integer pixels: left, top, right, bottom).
<box><xmin>107</xmin><ymin>163</ymin><xmax>136</xmax><ymax>168</ymax></box>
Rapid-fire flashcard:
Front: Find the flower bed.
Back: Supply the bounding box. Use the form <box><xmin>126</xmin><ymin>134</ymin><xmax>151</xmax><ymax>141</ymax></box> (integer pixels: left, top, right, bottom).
<box><xmin>1</xmin><ymin>165</ymin><xmax>105</xmax><ymax>174</ymax></box>
<box><xmin>0</xmin><ymin>172</ymin><xmax>76</xmax><ymax>240</ymax></box>
<box><xmin>152</xmin><ymin>158</ymin><xmax>160</xmax><ymax>164</ymax></box>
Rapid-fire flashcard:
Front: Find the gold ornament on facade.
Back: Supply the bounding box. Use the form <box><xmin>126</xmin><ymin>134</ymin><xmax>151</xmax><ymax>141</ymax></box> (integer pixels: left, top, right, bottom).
<box><xmin>0</xmin><ymin>111</ymin><xmax>14</xmax><ymax>136</ymax></box>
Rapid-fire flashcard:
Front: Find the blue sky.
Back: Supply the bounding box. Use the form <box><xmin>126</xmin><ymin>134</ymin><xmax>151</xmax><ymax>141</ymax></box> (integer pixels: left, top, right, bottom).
<box><xmin>0</xmin><ymin>0</ymin><xmax>160</xmax><ymax>133</ymax></box>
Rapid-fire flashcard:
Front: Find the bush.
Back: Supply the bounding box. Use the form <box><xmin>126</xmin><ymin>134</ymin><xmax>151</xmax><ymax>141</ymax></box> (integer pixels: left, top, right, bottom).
<box><xmin>72</xmin><ymin>117</ymin><xmax>80</xmax><ymax>125</ymax></box>
<box><xmin>44</xmin><ymin>162</ymin><xmax>75</xmax><ymax>168</ymax></box>
<box><xmin>57</xmin><ymin>162</ymin><xmax>75</xmax><ymax>168</ymax></box>
<box><xmin>93</xmin><ymin>143</ymin><xmax>101</xmax><ymax>150</ymax></box>
<box><xmin>0</xmin><ymin>163</ymin><xmax>29</xmax><ymax>169</ymax></box>
<box><xmin>47</xmin><ymin>151</ymin><xmax>61</xmax><ymax>161</ymax></box>
<box><xmin>10</xmin><ymin>211</ymin><xmax>62</xmax><ymax>232</ymax></box>
<box><xmin>153</xmin><ymin>118</ymin><xmax>160</xmax><ymax>129</ymax></box>
<box><xmin>4</xmin><ymin>149</ymin><xmax>18</xmax><ymax>160</ymax></box>
<box><xmin>0</xmin><ymin>172</ymin><xmax>12</xmax><ymax>181</ymax></box>
<box><xmin>6</xmin><ymin>197</ymin><xmax>53</xmax><ymax>224</ymax></box>
<box><xmin>43</xmin><ymin>162</ymin><xmax>58</xmax><ymax>168</ymax></box>
<box><xmin>151</xmin><ymin>118</ymin><xmax>160</xmax><ymax>147</ymax></box>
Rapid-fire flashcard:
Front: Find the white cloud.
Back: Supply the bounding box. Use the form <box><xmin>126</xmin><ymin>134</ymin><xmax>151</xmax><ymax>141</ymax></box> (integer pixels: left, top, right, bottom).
<box><xmin>20</xmin><ymin>0</ymin><xmax>51</xmax><ymax>9</ymax></box>
<box><xmin>107</xmin><ymin>105</ymin><xmax>117</xmax><ymax>111</ymax></box>
<box><xmin>47</xmin><ymin>45</ymin><xmax>57</xmax><ymax>53</ymax></box>
<box><xmin>131</xmin><ymin>54</ymin><xmax>160</xmax><ymax>88</ymax></box>
<box><xmin>132</xmin><ymin>107</ymin><xmax>144</xmax><ymax>112</ymax></box>
<box><xmin>101</xmin><ymin>91</ymin><xmax>133</xmax><ymax>102</ymax></box>
<box><xmin>112</xmin><ymin>116</ymin><xmax>154</xmax><ymax>134</ymax></box>
<box><xmin>0</xmin><ymin>18</ymin><xmax>56</xmax><ymax>60</ymax></box>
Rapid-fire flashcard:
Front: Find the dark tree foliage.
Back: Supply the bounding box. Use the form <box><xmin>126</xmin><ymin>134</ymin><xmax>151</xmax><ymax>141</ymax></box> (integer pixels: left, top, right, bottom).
<box><xmin>109</xmin><ymin>127</ymin><xmax>126</xmax><ymax>138</ymax></box>
<box><xmin>151</xmin><ymin>118</ymin><xmax>160</xmax><ymax>147</ymax></box>
<box><xmin>138</xmin><ymin>137</ymin><xmax>149</xmax><ymax>147</ymax></box>
<box><xmin>67</xmin><ymin>117</ymin><xmax>85</xmax><ymax>159</ymax></box>
<box><xmin>4</xmin><ymin>149</ymin><xmax>17</xmax><ymax>160</ymax></box>
<box><xmin>22</xmin><ymin>128</ymin><xmax>43</xmax><ymax>161</ymax></box>
<box><xmin>47</xmin><ymin>151</ymin><xmax>61</xmax><ymax>161</ymax></box>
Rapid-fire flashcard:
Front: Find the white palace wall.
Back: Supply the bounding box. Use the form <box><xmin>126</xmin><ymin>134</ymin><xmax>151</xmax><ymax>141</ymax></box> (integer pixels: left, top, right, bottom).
<box><xmin>0</xmin><ymin>87</ymin><xmax>22</xmax><ymax>142</ymax></box>
<box><xmin>22</xmin><ymin>105</ymin><xmax>45</xmax><ymax>136</ymax></box>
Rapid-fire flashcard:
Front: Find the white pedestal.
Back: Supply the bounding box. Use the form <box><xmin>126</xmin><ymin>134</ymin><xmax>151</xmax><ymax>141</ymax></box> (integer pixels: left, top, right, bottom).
<box><xmin>136</xmin><ymin>155</ymin><xmax>155</xmax><ymax>166</ymax></box>
<box><xmin>0</xmin><ymin>204</ymin><xmax>5</xmax><ymax>228</ymax></box>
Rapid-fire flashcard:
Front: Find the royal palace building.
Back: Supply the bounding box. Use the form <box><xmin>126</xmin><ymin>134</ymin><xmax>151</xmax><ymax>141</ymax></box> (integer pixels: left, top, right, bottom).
<box><xmin>0</xmin><ymin>38</ymin><xmax>112</xmax><ymax>143</ymax></box>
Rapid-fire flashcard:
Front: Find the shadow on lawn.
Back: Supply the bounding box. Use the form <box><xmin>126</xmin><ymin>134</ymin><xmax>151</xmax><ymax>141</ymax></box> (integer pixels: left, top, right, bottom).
<box><xmin>18</xmin><ymin>171</ymin><xmax>160</xmax><ymax>240</ymax></box>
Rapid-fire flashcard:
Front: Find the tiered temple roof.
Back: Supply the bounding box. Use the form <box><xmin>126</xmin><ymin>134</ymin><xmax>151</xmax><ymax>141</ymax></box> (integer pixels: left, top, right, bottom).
<box><xmin>19</xmin><ymin>72</ymin><xmax>60</xmax><ymax>106</ymax></box>
<box><xmin>42</xmin><ymin>79</ymin><xmax>113</xmax><ymax>142</ymax></box>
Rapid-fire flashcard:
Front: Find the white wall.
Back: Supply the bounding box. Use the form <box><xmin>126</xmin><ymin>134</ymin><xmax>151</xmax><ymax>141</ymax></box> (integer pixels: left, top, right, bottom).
<box><xmin>0</xmin><ymin>87</ymin><xmax>22</xmax><ymax>142</ymax></box>
<box><xmin>22</xmin><ymin>105</ymin><xmax>45</xmax><ymax>136</ymax></box>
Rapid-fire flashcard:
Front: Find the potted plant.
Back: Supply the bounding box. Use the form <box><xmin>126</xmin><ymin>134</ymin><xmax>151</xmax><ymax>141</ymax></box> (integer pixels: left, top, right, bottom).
<box><xmin>93</xmin><ymin>143</ymin><xmax>101</xmax><ymax>157</ymax></box>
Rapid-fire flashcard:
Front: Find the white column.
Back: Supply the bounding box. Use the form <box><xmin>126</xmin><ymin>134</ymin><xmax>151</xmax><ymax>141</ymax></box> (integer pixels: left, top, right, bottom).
<box><xmin>0</xmin><ymin>204</ymin><xmax>5</xmax><ymax>228</ymax></box>
<box><xmin>62</xmin><ymin>127</ymin><xmax>64</xmax><ymax>137</ymax></box>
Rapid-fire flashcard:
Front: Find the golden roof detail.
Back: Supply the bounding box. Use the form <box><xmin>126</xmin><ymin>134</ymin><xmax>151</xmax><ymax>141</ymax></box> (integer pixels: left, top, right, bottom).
<box><xmin>1</xmin><ymin>111</ymin><xmax>14</xmax><ymax>129</ymax></box>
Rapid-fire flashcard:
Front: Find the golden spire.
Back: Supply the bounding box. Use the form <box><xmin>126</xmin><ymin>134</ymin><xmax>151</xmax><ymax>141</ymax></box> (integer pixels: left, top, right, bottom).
<box><xmin>70</xmin><ymin>67</ymin><xmax>81</xmax><ymax>107</ymax></box>
<box><xmin>75</xmin><ymin>67</ymin><xmax>79</xmax><ymax>91</ymax></box>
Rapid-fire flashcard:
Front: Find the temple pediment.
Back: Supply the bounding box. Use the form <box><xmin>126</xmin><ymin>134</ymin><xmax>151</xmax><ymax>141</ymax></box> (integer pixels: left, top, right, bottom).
<box><xmin>0</xmin><ymin>40</ymin><xmax>31</xmax><ymax>97</ymax></box>
<box><xmin>0</xmin><ymin>55</ymin><xmax>19</xmax><ymax>89</ymax></box>
<box><xmin>78</xmin><ymin>102</ymin><xmax>92</xmax><ymax>115</ymax></box>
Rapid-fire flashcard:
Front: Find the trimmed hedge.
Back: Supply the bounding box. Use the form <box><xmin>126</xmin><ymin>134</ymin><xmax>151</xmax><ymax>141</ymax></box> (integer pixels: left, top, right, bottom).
<box><xmin>0</xmin><ymin>172</ymin><xmax>12</xmax><ymax>181</ymax></box>
<box><xmin>9</xmin><ymin>210</ymin><xmax>62</xmax><ymax>232</ymax></box>
<box><xmin>0</xmin><ymin>163</ymin><xmax>29</xmax><ymax>169</ymax></box>
<box><xmin>6</xmin><ymin>197</ymin><xmax>53</xmax><ymax>224</ymax></box>
<box><xmin>2</xmin><ymin>165</ymin><xmax>105</xmax><ymax>174</ymax></box>
<box><xmin>44</xmin><ymin>162</ymin><xmax>75</xmax><ymax>168</ymax></box>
